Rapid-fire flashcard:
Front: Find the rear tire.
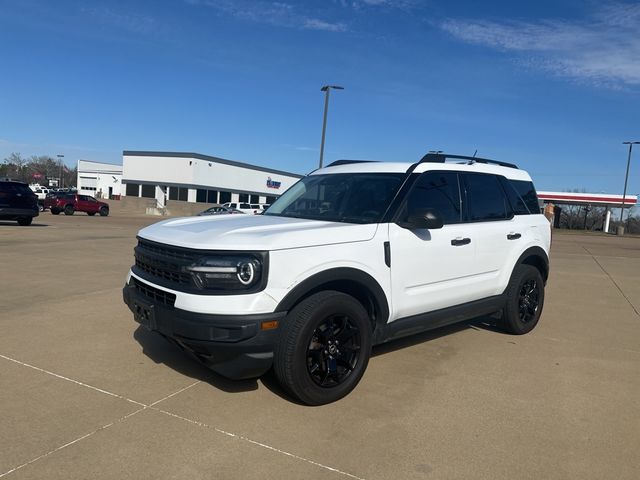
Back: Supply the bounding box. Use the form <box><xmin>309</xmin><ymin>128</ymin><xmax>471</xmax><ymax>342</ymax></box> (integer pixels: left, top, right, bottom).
<box><xmin>274</xmin><ymin>291</ymin><xmax>372</xmax><ymax>405</ymax></box>
<box><xmin>99</xmin><ymin>207</ymin><xmax>109</xmax><ymax>217</ymax></box>
<box><xmin>500</xmin><ymin>265</ymin><xmax>545</xmax><ymax>335</ymax></box>
<box><xmin>17</xmin><ymin>217</ymin><xmax>33</xmax><ymax>226</ymax></box>
<box><xmin>51</xmin><ymin>208</ymin><xmax>60</xmax><ymax>215</ymax></box>
<box><xmin>64</xmin><ymin>205</ymin><xmax>74</xmax><ymax>215</ymax></box>
<box><xmin>87</xmin><ymin>212</ymin><xmax>96</xmax><ymax>216</ymax></box>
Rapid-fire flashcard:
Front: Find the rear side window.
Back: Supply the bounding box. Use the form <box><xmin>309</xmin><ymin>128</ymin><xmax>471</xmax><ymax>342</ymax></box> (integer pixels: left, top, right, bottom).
<box><xmin>463</xmin><ymin>173</ymin><xmax>511</xmax><ymax>222</ymax></box>
<box><xmin>404</xmin><ymin>171</ymin><xmax>462</xmax><ymax>224</ymax></box>
<box><xmin>510</xmin><ymin>180</ymin><xmax>540</xmax><ymax>214</ymax></box>
<box><xmin>0</xmin><ymin>182</ymin><xmax>33</xmax><ymax>195</ymax></box>
<box><xmin>498</xmin><ymin>177</ymin><xmax>530</xmax><ymax>215</ymax></box>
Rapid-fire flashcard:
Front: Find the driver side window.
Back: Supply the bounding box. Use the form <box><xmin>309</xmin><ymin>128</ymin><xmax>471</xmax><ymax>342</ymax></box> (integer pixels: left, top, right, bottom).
<box><xmin>404</xmin><ymin>171</ymin><xmax>462</xmax><ymax>224</ymax></box>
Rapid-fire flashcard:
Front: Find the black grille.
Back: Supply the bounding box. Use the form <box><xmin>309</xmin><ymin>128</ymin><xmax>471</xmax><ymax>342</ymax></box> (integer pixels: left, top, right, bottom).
<box><xmin>132</xmin><ymin>277</ymin><xmax>176</xmax><ymax>307</ymax></box>
<box><xmin>134</xmin><ymin>238</ymin><xmax>194</xmax><ymax>286</ymax></box>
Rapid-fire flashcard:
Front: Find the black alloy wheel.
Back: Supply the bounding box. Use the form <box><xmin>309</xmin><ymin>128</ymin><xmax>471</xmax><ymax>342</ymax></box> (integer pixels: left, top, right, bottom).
<box><xmin>518</xmin><ymin>279</ymin><xmax>540</xmax><ymax>324</ymax></box>
<box><xmin>274</xmin><ymin>290</ymin><xmax>372</xmax><ymax>405</ymax></box>
<box><xmin>501</xmin><ymin>264</ymin><xmax>545</xmax><ymax>335</ymax></box>
<box><xmin>306</xmin><ymin>314</ymin><xmax>362</xmax><ymax>388</ymax></box>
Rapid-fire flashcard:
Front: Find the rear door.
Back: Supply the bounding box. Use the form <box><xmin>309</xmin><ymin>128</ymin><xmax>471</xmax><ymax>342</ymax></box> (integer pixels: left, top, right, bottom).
<box><xmin>459</xmin><ymin>173</ymin><xmax>522</xmax><ymax>298</ymax></box>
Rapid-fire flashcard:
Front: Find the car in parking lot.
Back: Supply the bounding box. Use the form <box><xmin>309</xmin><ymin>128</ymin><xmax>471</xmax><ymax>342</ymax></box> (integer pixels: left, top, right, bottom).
<box><xmin>222</xmin><ymin>202</ymin><xmax>261</xmax><ymax>214</ymax></box>
<box><xmin>124</xmin><ymin>152</ymin><xmax>550</xmax><ymax>405</ymax></box>
<box><xmin>0</xmin><ymin>179</ymin><xmax>39</xmax><ymax>225</ymax></box>
<box><xmin>198</xmin><ymin>206</ymin><xmax>245</xmax><ymax>216</ymax></box>
<box><xmin>46</xmin><ymin>193</ymin><xmax>109</xmax><ymax>216</ymax></box>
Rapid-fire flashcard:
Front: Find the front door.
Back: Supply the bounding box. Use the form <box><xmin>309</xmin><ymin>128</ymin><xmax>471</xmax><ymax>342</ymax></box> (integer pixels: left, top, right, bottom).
<box><xmin>389</xmin><ymin>171</ymin><xmax>476</xmax><ymax>321</ymax></box>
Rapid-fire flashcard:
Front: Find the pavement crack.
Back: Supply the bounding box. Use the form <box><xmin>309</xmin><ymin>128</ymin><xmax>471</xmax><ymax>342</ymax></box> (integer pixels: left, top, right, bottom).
<box><xmin>0</xmin><ymin>407</ymin><xmax>147</xmax><ymax>478</ymax></box>
<box><xmin>582</xmin><ymin>246</ymin><xmax>640</xmax><ymax>319</ymax></box>
<box><xmin>151</xmin><ymin>407</ymin><xmax>366</xmax><ymax>480</ymax></box>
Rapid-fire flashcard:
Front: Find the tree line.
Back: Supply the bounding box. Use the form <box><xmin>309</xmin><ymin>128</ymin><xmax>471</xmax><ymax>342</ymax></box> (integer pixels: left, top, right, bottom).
<box><xmin>1</xmin><ymin>152</ymin><xmax>77</xmax><ymax>188</ymax></box>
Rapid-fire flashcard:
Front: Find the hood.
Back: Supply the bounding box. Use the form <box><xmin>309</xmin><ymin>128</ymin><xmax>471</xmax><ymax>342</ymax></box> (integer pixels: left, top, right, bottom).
<box><xmin>138</xmin><ymin>214</ymin><xmax>378</xmax><ymax>251</ymax></box>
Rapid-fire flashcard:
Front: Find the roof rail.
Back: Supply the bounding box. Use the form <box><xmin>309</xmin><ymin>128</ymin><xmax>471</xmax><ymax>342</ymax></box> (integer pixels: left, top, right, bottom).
<box><xmin>418</xmin><ymin>153</ymin><xmax>518</xmax><ymax>169</ymax></box>
<box><xmin>325</xmin><ymin>160</ymin><xmax>377</xmax><ymax>168</ymax></box>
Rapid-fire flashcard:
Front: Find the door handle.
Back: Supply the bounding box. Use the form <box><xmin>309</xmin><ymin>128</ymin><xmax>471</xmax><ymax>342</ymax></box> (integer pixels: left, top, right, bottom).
<box><xmin>451</xmin><ymin>237</ymin><xmax>471</xmax><ymax>246</ymax></box>
<box><xmin>507</xmin><ymin>233</ymin><xmax>522</xmax><ymax>240</ymax></box>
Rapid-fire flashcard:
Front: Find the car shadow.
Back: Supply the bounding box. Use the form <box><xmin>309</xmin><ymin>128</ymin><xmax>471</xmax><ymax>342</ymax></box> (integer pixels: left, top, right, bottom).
<box><xmin>133</xmin><ymin>326</ymin><xmax>261</xmax><ymax>394</ymax></box>
<box><xmin>0</xmin><ymin>221</ymin><xmax>49</xmax><ymax>227</ymax></box>
<box><xmin>133</xmin><ymin>314</ymin><xmax>505</xmax><ymax>404</ymax></box>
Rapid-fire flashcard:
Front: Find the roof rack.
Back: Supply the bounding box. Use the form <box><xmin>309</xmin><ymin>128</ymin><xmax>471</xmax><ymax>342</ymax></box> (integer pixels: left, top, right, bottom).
<box><xmin>325</xmin><ymin>160</ymin><xmax>377</xmax><ymax>168</ymax></box>
<box><xmin>418</xmin><ymin>153</ymin><xmax>518</xmax><ymax>169</ymax></box>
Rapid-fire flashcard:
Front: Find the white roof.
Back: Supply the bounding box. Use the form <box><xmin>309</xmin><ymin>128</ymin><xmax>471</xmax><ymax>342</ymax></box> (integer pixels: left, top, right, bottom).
<box><xmin>315</xmin><ymin>161</ymin><xmax>532</xmax><ymax>182</ymax></box>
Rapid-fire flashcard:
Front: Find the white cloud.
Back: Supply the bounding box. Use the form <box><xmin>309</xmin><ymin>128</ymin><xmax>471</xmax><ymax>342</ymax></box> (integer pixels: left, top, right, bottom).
<box><xmin>187</xmin><ymin>0</ymin><xmax>347</xmax><ymax>32</ymax></box>
<box><xmin>440</xmin><ymin>3</ymin><xmax>640</xmax><ymax>87</ymax></box>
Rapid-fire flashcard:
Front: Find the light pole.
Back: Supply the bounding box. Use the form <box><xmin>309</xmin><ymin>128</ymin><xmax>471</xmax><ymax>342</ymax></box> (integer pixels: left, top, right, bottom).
<box><xmin>57</xmin><ymin>154</ymin><xmax>64</xmax><ymax>188</ymax></box>
<box><xmin>620</xmin><ymin>141</ymin><xmax>639</xmax><ymax>223</ymax></box>
<box><xmin>318</xmin><ymin>85</ymin><xmax>344</xmax><ymax>169</ymax></box>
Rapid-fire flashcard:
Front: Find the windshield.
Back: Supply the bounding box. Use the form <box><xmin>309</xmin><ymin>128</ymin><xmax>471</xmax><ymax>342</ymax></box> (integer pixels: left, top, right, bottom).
<box><xmin>265</xmin><ymin>173</ymin><xmax>405</xmax><ymax>224</ymax></box>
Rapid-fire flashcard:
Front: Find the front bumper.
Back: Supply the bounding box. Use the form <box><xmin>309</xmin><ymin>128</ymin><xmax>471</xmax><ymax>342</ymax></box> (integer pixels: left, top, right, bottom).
<box><xmin>123</xmin><ymin>279</ymin><xmax>286</xmax><ymax>379</ymax></box>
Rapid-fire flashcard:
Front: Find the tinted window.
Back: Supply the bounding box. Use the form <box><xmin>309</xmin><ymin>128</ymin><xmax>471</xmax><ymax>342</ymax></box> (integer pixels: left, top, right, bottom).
<box><xmin>239</xmin><ymin>194</ymin><xmax>249</xmax><ymax>202</ymax></box>
<box><xmin>404</xmin><ymin>172</ymin><xmax>461</xmax><ymax>224</ymax></box>
<box><xmin>266</xmin><ymin>173</ymin><xmax>404</xmax><ymax>224</ymax></box>
<box><xmin>510</xmin><ymin>180</ymin><xmax>540</xmax><ymax>214</ymax></box>
<box><xmin>498</xmin><ymin>177</ymin><xmax>530</xmax><ymax>215</ymax></box>
<box><xmin>196</xmin><ymin>189</ymin><xmax>207</xmax><ymax>203</ymax></box>
<box><xmin>240</xmin><ymin>203</ymin><xmax>251</xmax><ymax>209</ymax></box>
<box><xmin>464</xmin><ymin>173</ymin><xmax>511</xmax><ymax>222</ymax></box>
<box><xmin>207</xmin><ymin>190</ymin><xmax>218</xmax><ymax>203</ymax></box>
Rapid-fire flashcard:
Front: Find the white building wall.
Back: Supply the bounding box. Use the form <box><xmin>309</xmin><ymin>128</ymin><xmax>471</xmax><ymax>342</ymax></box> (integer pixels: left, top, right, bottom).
<box><xmin>122</xmin><ymin>152</ymin><xmax>302</xmax><ymax>201</ymax></box>
<box><xmin>77</xmin><ymin>160</ymin><xmax>123</xmax><ymax>198</ymax></box>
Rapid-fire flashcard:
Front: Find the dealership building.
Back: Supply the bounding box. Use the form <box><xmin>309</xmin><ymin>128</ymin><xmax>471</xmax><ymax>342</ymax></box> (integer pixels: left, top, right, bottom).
<box><xmin>77</xmin><ymin>160</ymin><xmax>124</xmax><ymax>199</ymax></box>
<box><xmin>121</xmin><ymin>151</ymin><xmax>303</xmax><ymax>208</ymax></box>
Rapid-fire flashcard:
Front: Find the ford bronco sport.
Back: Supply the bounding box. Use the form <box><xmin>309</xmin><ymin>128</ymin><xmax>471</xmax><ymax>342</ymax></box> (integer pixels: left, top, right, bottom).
<box><xmin>123</xmin><ymin>153</ymin><xmax>550</xmax><ymax>405</ymax></box>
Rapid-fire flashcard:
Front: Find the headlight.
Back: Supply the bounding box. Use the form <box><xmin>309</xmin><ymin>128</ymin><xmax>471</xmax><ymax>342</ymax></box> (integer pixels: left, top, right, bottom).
<box><xmin>184</xmin><ymin>255</ymin><xmax>263</xmax><ymax>291</ymax></box>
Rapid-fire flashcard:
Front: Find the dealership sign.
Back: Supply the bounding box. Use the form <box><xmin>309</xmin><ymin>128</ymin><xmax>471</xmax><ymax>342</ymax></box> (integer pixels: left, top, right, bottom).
<box><xmin>266</xmin><ymin>177</ymin><xmax>281</xmax><ymax>189</ymax></box>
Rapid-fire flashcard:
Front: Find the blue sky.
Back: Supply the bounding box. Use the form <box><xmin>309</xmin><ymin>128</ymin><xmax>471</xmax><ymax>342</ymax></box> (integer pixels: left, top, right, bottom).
<box><xmin>0</xmin><ymin>0</ymin><xmax>639</xmax><ymax>195</ymax></box>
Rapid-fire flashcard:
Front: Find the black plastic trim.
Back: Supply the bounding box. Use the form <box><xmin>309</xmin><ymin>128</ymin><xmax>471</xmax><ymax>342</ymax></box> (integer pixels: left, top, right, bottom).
<box><xmin>376</xmin><ymin>295</ymin><xmax>506</xmax><ymax>344</ymax></box>
<box><xmin>276</xmin><ymin>267</ymin><xmax>390</xmax><ymax>327</ymax></box>
<box><xmin>515</xmin><ymin>246</ymin><xmax>550</xmax><ymax>283</ymax></box>
<box><xmin>123</xmin><ymin>281</ymin><xmax>285</xmax><ymax>379</ymax></box>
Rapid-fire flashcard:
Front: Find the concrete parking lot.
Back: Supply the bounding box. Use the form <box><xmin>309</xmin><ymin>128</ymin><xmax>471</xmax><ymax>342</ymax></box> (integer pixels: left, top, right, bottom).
<box><xmin>1</xmin><ymin>213</ymin><xmax>639</xmax><ymax>479</ymax></box>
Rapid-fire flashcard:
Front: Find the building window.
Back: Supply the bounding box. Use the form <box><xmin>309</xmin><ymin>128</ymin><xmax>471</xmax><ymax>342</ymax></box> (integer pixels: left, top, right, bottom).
<box><xmin>250</xmin><ymin>194</ymin><xmax>260</xmax><ymax>203</ymax></box>
<box><xmin>141</xmin><ymin>185</ymin><xmax>155</xmax><ymax>198</ymax></box>
<box><xmin>207</xmin><ymin>190</ymin><xmax>218</xmax><ymax>203</ymax></box>
<box><xmin>219</xmin><ymin>191</ymin><xmax>231</xmax><ymax>203</ymax></box>
<box><xmin>196</xmin><ymin>189</ymin><xmax>207</xmax><ymax>203</ymax></box>
<box><xmin>266</xmin><ymin>196</ymin><xmax>276</xmax><ymax>204</ymax></box>
<box><xmin>126</xmin><ymin>183</ymin><xmax>140</xmax><ymax>196</ymax></box>
<box><xmin>239</xmin><ymin>193</ymin><xmax>249</xmax><ymax>202</ymax></box>
<box><xmin>169</xmin><ymin>187</ymin><xmax>189</xmax><ymax>201</ymax></box>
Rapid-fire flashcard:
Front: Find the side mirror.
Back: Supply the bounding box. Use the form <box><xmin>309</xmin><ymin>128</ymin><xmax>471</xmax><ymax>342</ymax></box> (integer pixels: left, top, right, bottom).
<box><xmin>401</xmin><ymin>208</ymin><xmax>444</xmax><ymax>230</ymax></box>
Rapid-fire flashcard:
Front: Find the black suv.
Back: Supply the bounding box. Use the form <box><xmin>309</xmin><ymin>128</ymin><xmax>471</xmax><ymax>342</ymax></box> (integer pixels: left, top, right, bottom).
<box><xmin>0</xmin><ymin>179</ymin><xmax>39</xmax><ymax>226</ymax></box>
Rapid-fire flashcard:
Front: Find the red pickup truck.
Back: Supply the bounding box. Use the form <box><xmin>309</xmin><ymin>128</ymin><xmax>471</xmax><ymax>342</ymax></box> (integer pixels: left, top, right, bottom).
<box><xmin>45</xmin><ymin>193</ymin><xmax>110</xmax><ymax>216</ymax></box>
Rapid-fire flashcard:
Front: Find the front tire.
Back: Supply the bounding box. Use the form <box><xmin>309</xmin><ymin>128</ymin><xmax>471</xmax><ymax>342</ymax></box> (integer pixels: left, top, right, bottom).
<box><xmin>99</xmin><ymin>206</ymin><xmax>109</xmax><ymax>217</ymax></box>
<box><xmin>274</xmin><ymin>291</ymin><xmax>372</xmax><ymax>405</ymax></box>
<box><xmin>17</xmin><ymin>217</ymin><xmax>33</xmax><ymax>226</ymax></box>
<box><xmin>51</xmin><ymin>208</ymin><xmax>60</xmax><ymax>215</ymax></box>
<box><xmin>500</xmin><ymin>265</ymin><xmax>545</xmax><ymax>335</ymax></box>
<box><xmin>64</xmin><ymin>205</ymin><xmax>74</xmax><ymax>215</ymax></box>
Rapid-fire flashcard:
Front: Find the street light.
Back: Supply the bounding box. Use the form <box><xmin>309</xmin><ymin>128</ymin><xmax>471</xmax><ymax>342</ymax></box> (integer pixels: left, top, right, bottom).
<box><xmin>318</xmin><ymin>85</ymin><xmax>344</xmax><ymax>169</ymax></box>
<box><xmin>620</xmin><ymin>141</ymin><xmax>639</xmax><ymax>223</ymax></box>
<box><xmin>57</xmin><ymin>154</ymin><xmax>64</xmax><ymax>188</ymax></box>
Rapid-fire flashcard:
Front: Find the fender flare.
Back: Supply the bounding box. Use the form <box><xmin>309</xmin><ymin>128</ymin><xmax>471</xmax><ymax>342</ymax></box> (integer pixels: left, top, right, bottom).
<box><xmin>276</xmin><ymin>267</ymin><xmax>390</xmax><ymax>327</ymax></box>
<box><xmin>514</xmin><ymin>246</ymin><xmax>549</xmax><ymax>283</ymax></box>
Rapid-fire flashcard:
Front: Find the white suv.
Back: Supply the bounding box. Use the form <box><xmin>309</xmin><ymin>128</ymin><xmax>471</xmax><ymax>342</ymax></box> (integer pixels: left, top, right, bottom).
<box><xmin>124</xmin><ymin>153</ymin><xmax>550</xmax><ymax>405</ymax></box>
